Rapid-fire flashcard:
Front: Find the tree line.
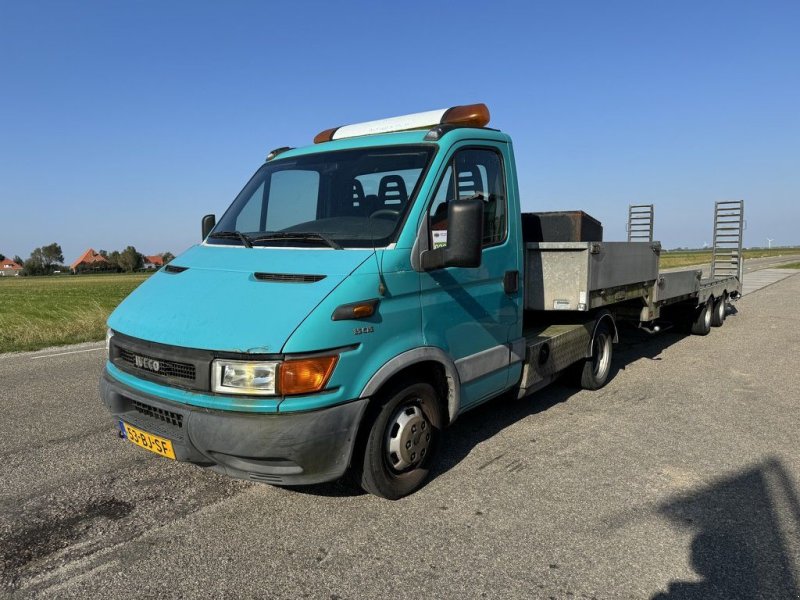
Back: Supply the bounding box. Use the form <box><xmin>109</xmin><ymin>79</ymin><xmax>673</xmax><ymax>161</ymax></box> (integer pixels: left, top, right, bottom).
<box><xmin>0</xmin><ymin>244</ymin><xmax>174</xmax><ymax>276</ymax></box>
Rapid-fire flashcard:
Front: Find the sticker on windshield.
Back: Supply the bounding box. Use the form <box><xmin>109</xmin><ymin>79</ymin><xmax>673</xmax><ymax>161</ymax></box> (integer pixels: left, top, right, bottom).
<box><xmin>432</xmin><ymin>230</ymin><xmax>448</xmax><ymax>249</ymax></box>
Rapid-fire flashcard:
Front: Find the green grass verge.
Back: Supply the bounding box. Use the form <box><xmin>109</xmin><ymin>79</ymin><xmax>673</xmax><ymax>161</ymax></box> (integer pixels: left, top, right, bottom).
<box><xmin>0</xmin><ymin>273</ymin><xmax>150</xmax><ymax>353</ymax></box>
<box><xmin>776</xmin><ymin>262</ymin><xmax>800</xmax><ymax>269</ymax></box>
<box><xmin>659</xmin><ymin>247</ymin><xmax>800</xmax><ymax>269</ymax></box>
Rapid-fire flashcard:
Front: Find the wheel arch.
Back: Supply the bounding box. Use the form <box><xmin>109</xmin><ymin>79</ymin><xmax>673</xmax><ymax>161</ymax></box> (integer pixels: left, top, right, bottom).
<box><xmin>588</xmin><ymin>310</ymin><xmax>618</xmax><ymax>357</ymax></box>
<box><xmin>359</xmin><ymin>347</ymin><xmax>462</xmax><ymax>426</ymax></box>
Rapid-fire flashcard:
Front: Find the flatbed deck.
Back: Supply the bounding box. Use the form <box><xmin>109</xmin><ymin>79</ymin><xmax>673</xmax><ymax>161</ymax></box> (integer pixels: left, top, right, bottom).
<box><xmin>524</xmin><ymin>242</ymin><xmax>741</xmax><ymax>318</ymax></box>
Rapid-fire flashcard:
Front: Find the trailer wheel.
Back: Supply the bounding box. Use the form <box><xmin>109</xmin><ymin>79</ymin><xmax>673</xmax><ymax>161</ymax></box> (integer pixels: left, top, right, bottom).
<box><xmin>711</xmin><ymin>294</ymin><xmax>727</xmax><ymax>327</ymax></box>
<box><xmin>354</xmin><ymin>380</ymin><xmax>442</xmax><ymax>500</ymax></box>
<box><xmin>691</xmin><ymin>300</ymin><xmax>712</xmax><ymax>336</ymax></box>
<box><xmin>577</xmin><ymin>323</ymin><xmax>613</xmax><ymax>390</ymax></box>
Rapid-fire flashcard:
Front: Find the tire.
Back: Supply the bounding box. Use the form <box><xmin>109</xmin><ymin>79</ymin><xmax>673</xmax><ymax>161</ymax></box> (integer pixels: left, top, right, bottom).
<box><xmin>711</xmin><ymin>294</ymin><xmax>727</xmax><ymax>327</ymax></box>
<box><xmin>354</xmin><ymin>380</ymin><xmax>442</xmax><ymax>500</ymax></box>
<box><xmin>577</xmin><ymin>323</ymin><xmax>613</xmax><ymax>390</ymax></box>
<box><xmin>691</xmin><ymin>300</ymin><xmax>712</xmax><ymax>336</ymax></box>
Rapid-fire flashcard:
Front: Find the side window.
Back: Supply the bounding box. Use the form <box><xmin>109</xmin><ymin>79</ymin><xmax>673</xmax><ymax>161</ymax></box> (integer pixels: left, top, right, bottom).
<box><xmin>427</xmin><ymin>148</ymin><xmax>507</xmax><ymax>248</ymax></box>
<box><xmin>428</xmin><ymin>166</ymin><xmax>453</xmax><ymax>248</ymax></box>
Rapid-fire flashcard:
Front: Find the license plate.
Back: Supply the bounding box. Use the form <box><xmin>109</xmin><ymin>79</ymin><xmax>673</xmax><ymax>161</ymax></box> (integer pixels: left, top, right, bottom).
<box><xmin>119</xmin><ymin>421</ymin><xmax>176</xmax><ymax>460</ymax></box>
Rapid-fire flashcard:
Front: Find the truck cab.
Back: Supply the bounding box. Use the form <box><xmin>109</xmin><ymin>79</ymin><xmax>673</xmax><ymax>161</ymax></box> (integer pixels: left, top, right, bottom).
<box><xmin>102</xmin><ymin>103</ymin><xmax>738</xmax><ymax>499</ymax></box>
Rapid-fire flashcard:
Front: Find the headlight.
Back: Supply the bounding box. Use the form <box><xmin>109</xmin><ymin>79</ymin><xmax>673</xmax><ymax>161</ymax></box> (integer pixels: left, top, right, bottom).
<box><xmin>212</xmin><ymin>360</ymin><xmax>279</xmax><ymax>395</ymax></box>
<box><xmin>211</xmin><ymin>355</ymin><xmax>338</xmax><ymax>396</ymax></box>
<box><xmin>105</xmin><ymin>329</ymin><xmax>114</xmax><ymax>358</ymax></box>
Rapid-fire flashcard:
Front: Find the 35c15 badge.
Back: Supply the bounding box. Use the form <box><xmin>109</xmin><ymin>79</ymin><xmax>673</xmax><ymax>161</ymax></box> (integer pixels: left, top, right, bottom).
<box><xmin>353</xmin><ymin>326</ymin><xmax>374</xmax><ymax>336</ymax></box>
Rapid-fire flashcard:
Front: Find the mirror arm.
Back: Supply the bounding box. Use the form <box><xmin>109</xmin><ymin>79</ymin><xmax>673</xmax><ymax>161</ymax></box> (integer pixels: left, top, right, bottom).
<box><xmin>420</xmin><ymin>247</ymin><xmax>446</xmax><ymax>270</ymax></box>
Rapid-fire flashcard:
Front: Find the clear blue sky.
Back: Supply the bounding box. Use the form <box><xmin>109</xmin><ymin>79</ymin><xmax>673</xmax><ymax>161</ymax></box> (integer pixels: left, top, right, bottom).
<box><xmin>1</xmin><ymin>0</ymin><xmax>798</xmax><ymax>264</ymax></box>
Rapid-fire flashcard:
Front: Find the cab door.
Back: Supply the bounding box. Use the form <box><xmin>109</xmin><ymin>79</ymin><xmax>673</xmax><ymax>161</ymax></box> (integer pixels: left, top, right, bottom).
<box><xmin>419</xmin><ymin>142</ymin><xmax>520</xmax><ymax>410</ymax></box>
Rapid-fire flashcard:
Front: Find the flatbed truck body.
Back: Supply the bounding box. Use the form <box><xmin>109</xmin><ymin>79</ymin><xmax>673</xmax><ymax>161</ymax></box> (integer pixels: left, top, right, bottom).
<box><xmin>100</xmin><ymin>104</ymin><xmax>744</xmax><ymax>499</ymax></box>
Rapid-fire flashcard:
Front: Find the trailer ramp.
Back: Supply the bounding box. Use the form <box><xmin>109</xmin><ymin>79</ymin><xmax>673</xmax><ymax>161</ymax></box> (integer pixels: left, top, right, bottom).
<box><xmin>627</xmin><ymin>204</ymin><xmax>654</xmax><ymax>242</ymax></box>
<box><xmin>711</xmin><ymin>200</ymin><xmax>744</xmax><ymax>282</ymax></box>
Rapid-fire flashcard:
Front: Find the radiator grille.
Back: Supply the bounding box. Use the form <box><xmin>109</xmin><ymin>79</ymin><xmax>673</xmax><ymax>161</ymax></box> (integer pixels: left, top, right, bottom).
<box><xmin>119</xmin><ymin>348</ymin><xmax>196</xmax><ymax>381</ymax></box>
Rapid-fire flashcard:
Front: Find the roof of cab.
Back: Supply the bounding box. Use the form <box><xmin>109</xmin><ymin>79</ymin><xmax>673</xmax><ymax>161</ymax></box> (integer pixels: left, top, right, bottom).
<box><xmin>270</xmin><ymin>127</ymin><xmax>512</xmax><ymax>162</ymax></box>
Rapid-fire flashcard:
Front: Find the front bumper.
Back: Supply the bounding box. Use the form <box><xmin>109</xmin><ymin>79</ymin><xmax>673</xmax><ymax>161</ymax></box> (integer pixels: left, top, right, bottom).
<box><xmin>101</xmin><ymin>370</ymin><xmax>369</xmax><ymax>485</ymax></box>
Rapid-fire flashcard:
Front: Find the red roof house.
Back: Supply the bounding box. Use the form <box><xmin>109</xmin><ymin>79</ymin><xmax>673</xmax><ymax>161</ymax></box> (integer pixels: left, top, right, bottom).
<box><xmin>143</xmin><ymin>255</ymin><xmax>164</xmax><ymax>269</ymax></box>
<box><xmin>70</xmin><ymin>248</ymin><xmax>109</xmax><ymax>272</ymax></box>
<box><xmin>0</xmin><ymin>258</ymin><xmax>23</xmax><ymax>276</ymax></box>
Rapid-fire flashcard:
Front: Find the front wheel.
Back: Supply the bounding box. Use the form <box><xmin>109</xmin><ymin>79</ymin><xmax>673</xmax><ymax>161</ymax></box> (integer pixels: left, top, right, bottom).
<box><xmin>354</xmin><ymin>381</ymin><xmax>442</xmax><ymax>500</ymax></box>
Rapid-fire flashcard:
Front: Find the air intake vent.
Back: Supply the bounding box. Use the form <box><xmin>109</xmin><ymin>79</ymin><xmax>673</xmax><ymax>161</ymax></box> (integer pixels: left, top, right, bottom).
<box><xmin>132</xmin><ymin>399</ymin><xmax>184</xmax><ymax>428</ymax></box>
<box><xmin>163</xmin><ymin>265</ymin><xmax>188</xmax><ymax>274</ymax></box>
<box><xmin>254</xmin><ymin>272</ymin><xmax>326</xmax><ymax>283</ymax></box>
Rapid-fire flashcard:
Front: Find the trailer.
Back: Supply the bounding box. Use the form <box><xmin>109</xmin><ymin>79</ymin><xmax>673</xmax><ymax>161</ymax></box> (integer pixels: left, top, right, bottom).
<box><xmin>517</xmin><ymin>200</ymin><xmax>743</xmax><ymax>397</ymax></box>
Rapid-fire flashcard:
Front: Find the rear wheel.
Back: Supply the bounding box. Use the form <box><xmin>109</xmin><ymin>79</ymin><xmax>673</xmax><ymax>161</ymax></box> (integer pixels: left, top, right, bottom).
<box><xmin>576</xmin><ymin>323</ymin><xmax>613</xmax><ymax>390</ymax></box>
<box><xmin>354</xmin><ymin>380</ymin><xmax>442</xmax><ymax>500</ymax></box>
<box><xmin>711</xmin><ymin>294</ymin><xmax>727</xmax><ymax>327</ymax></box>
<box><xmin>691</xmin><ymin>300</ymin><xmax>712</xmax><ymax>336</ymax></box>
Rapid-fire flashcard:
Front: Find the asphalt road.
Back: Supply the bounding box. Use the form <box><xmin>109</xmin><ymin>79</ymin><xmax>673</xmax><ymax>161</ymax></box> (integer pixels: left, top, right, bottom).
<box><xmin>1</xmin><ymin>273</ymin><xmax>799</xmax><ymax>598</ymax></box>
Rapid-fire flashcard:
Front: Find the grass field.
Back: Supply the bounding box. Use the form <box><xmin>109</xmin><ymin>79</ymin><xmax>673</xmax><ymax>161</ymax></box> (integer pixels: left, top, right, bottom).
<box><xmin>2</xmin><ymin>247</ymin><xmax>800</xmax><ymax>354</ymax></box>
<box><xmin>659</xmin><ymin>247</ymin><xmax>800</xmax><ymax>269</ymax></box>
<box><xmin>0</xmin><ymin>273</ymin><xmax>150</xmax><ymax>353</ymax></box>
<box><xmin>777</xmin><ymin>262</ymin><xmax>800</xmax><ymax>269</ymax></box>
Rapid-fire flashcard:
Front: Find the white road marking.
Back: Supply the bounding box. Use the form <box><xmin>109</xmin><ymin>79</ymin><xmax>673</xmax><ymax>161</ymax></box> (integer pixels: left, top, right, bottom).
<box><xmin>31</xmin><ymin>347</ymin><xmax>105</xmax><ymax>360</ymax></box>
<box><xmin>742</xmin><ymin>268</ymin><xmax>800</xmax><ymax>296</ymax></box>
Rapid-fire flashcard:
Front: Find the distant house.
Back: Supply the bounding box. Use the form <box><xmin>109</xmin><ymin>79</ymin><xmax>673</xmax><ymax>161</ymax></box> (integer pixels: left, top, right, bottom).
<box><xmin>0</xmin><ymin>258</ymin><xmax>23</xmax><ymax>276</ymax></box>
<box><xmin>70</xmin><ymin>248</ymin><xmax>109</xmax><ymax>273</ymax></box>
<box><xmin>143</xmin><ymin>255</ymin><xmax>164</xmax><ymax>270</ymax></box>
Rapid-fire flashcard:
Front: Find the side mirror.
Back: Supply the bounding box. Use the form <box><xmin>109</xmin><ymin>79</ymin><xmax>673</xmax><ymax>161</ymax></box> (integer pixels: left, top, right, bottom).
<box><xmin>421</xmin><ymin>198</ymin><xmax>483</xmax><ymax>270</ymax></box>
<box><xmin>201</xmin><ymin>214</ymin><xmax>216</xmax><ymax>240</ymax></box>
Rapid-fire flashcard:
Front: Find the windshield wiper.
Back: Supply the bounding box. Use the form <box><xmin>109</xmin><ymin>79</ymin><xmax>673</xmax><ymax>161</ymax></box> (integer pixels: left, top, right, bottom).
<box><xmin>208</xmin><ymin>230</ymin><xmax>253</xmax><ymax>248</ymax></box>
<box><xmin>251</xmin><ymin>232</ymin><xmax>342</xmax><ymax>250</ymax></box>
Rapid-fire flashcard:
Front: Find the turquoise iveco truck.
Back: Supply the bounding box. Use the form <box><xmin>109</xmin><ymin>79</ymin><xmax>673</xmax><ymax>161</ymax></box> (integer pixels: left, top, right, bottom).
<box><xmin>102</xmin><ymin>103</ymin><xmax>743</xmax><ymax>499</ymax></box>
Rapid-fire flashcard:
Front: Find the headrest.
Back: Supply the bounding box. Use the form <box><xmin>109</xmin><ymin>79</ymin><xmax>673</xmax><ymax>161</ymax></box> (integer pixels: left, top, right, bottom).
<box><xmin>352</xmin><ymin>180</ymin><xmax>365</xmax><ymax>203</ymax></box>
<box><xmin>457</xmin><ymin>166</ymin><xmax>483</xmax><ymax>198</ymax></box>
<box><xmin>378</xmin><ymin>175</ymin><xmax>408</xmax><ymax>206</ymax></box>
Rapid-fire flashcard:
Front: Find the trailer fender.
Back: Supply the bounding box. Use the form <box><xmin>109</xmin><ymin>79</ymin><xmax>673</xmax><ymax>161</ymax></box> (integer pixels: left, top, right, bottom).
<box><xmin>588</xmin><ymin>311</ymin><xmax>618</xmax><ymax>357</ymax></box>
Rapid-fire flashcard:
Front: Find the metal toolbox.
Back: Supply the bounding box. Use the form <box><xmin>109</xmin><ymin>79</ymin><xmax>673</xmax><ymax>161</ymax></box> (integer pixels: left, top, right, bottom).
<box><xmin>521</xmin><ymin>211</ymin><xmax>603</xmax><ymax>243</ymax></box>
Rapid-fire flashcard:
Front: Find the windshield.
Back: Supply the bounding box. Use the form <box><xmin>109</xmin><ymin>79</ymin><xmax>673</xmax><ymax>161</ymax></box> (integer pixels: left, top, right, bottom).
<box><xmin>210</xmin><ymin>145</ymin><xmax>435</xmax><ymax>248</ymax></box>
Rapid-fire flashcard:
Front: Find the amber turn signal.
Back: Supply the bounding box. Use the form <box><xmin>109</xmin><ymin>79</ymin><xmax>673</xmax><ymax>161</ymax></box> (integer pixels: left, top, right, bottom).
<box><xmin>331</xmin><ymin>298</ymin><xmax>379</xmax><ymax>321</ymax></box>
<box><xmin>279</xmin><ymin>356</ymin><xmax>338</xmax><ymax>395</ymax></box>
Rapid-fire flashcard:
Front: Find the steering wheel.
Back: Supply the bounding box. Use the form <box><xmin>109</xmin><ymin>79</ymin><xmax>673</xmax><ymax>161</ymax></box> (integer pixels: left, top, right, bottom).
<box><xmin>370</xmin><ymin>209</ymin><xmax>401</xmax><ymax>220</ymax></box>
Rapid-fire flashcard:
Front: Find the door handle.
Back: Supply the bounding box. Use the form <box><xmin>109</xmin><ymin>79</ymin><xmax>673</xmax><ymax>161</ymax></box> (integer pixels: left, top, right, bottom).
<box><xmin>503</xmin><ymin>270</ymin><xmax>519</xmax><ymax>294</ymax></box>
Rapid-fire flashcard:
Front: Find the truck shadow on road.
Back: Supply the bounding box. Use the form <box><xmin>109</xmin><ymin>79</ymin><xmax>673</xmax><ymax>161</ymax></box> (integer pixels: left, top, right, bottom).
<box><xmin>432</xmin><ymin>325</ymin><xmax>697</xmax><ymax>480</ymax></box>
<box><xmin>652</xmin><ymin>458</ymin><xmax>800</xmax><ymax>599</ymax></box>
